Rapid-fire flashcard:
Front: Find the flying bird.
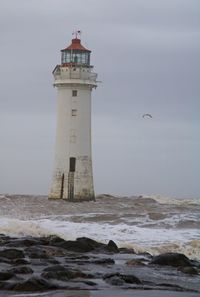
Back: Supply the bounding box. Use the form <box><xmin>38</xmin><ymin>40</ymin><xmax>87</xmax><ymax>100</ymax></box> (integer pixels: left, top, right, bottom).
<box><xmin>142</xmin><ymin>114</ymin><xmax>153</xmax><ymax>119</ymax></box>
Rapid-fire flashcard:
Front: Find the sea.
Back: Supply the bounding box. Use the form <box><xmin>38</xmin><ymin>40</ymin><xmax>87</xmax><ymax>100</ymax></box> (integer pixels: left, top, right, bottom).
<box><xmin>0</xmin><ymin>194</ymin><xmax>199</xmax><ymax>261</ymax></box>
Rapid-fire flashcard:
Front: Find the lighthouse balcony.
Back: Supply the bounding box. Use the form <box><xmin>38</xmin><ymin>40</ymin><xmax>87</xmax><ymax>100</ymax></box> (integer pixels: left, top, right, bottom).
<box><xmin>53</xmin><ymin>65</ymin><xmax>97</xmax><ymax>82</ymax></box>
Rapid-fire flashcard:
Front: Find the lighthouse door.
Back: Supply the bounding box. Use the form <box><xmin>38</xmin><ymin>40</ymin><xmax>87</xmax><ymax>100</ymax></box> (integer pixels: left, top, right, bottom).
<box><xmin>68</xmin><ymin>157</ymin><xmax>76</xmax><ymax>201</ymax></box>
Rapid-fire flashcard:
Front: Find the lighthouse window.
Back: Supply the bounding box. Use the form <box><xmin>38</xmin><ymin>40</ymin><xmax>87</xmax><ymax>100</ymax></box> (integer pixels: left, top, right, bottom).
<box><xmin>71</xmin><ymin>109</ymin><xmax>77</xmax><ymax>116</ymax></box>
<box><xmin>61</xmin><ymin>51</ymin><xmax>71</xmax><ymax>64</ymax></box>
<box><xmin>72</xmin><ymin>90</ymin><xmax>77</xmax><ymax>97</ymax></box>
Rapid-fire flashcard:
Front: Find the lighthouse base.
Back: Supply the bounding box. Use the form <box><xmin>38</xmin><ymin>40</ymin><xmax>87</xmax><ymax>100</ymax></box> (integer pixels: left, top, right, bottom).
<box><xmin>49</xmin><ymin>173</ymin><xmax>95</xmax><ymax>202</ymax></box>
<box><xmin>48</xmin><ymin>193</ymin><xmax>95</xmax><ymax>202</ymax></box>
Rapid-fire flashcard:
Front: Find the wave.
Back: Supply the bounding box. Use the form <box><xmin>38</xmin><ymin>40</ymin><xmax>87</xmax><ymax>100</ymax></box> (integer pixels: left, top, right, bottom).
<box><xmin>141</xmin><ymin>194</ymin><xmax>200</xmax><ymax>205</ymax></box>
<box><xmin>0</xmin><ymin>217</ymin><xmax>200</xmax><ymax>260</ymax></box>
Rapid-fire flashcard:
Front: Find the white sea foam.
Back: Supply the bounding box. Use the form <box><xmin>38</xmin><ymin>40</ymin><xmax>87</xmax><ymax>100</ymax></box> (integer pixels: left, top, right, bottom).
<box><xmin>0</xmin><ymin>194</ymin><xmax>199</xmax><ymax>260</ymax></box>
<box><xmin>0</xmin><ymin>217</ymin><xmax>200</xmax><ymax>260</ymax></box>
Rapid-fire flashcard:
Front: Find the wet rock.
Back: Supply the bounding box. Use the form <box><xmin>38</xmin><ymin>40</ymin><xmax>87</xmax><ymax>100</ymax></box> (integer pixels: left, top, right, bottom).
<box><xmin>48</xmin><ymin>235</ymin><xmax>67</xmax><ymax>246</ymax></box>
<box><xmin>9</xmin><ymin>266</ymin><xmax>33</xmax><ymax>274</ymax></box>
<box><xmin>106</xmin><ymin>240</ymin><xmax>119</xmax><ymax>253</ymax></box>
<box><xmin>42</xmin><ymin>270</ymin><xmax>70</xmax><ymax>281</ymax></box>
<box><xmin>178</xmin><ymin>266</ymin><xmax>198</xmax><ymax>275</ymax></box>
<box><xmin>0</xmin><ymin>271</ymin><xmax>14</xmax><ymax>281</ymax></box>
<box><xmin>66</xmin><ymin>255</ymin><xmax>90</xmax><ymax>261</ymax></box>
<box><xmin>126</xmin><ymin>259</ymin><xmax>146</xmax><ymax>266</ymax></box>
<box><xmin>26</xmin><ymin>246</ymin><xmax>50</xmax><ymax>259</ymax></box>
<box><xmin>43</xmin><ymin>246</ymin><xmax>66</xmax><ymax>257</ymax></box>
<box><xmin>42</xmin><ymin>265</ymin><xmax>92</xmax><ymax>281</ymax></box>
<box><xmin>122</xmin><ymin>274</ymin><xmax>142</xmax><ymax>284</ymax></box>
<box><xmin>0</xmin><ymin>235</ymin><xmax>16</xmax><ymax>247</ymax></box>
<box><xmin>13</xmin><ymin>277</ymin><xmax>58</xmax><ymax>291</ymax></box>
<box><xmin>0</xmin><ymin>249</ymin><xmax>25</xmax><ymax>260</ymax></box>
<box><xmin>0</xmin><ymin>235</ymin><xmax>198</xmax><ymax>293</ymax></box>
<box><xmin>81</xmin><ymin>280</ymin><xmax>97</xmax><ymax>286</ymax></box>
<box><xmin>0</xmin><ymin>282</ymin><xmax>15</xmax><ymax>290</ymax></box>
<box><xmin>104</xmin><ymin>275</ymin><xmax>124</xmax><ymax>286</ymax></box>
<box><xmin>43</xmin><ymin>265</ymin><xmax>67</xmax><ymax>272</ymax></box>
<box><xmin>119</xmin><ymin>247</ymin><xmax>135</xmax><ymax>254</ymax></box>
<box><xmin>150</xmin><ymin>253</ymin><xmax>192</xmax><ymax>267</ymax></box>
<box><xmin>12</xmin><ymin>258</ymin><xmax>30</xmax><ymax>265</ymax></box>
<box><xmin>190</xmin><ymin>259</ymin><xmax>200</xmax><ymax>268</ymax></box>
<box><xmin>47</xmin><ymin>258</ymin><xmax>60</xmax><ymax>265</ymax></box>
<box><xmin>76</xmin><ymin>237</ymin><xmax>106</xmax><ymax>251</ymax></box>
<box><xmin>40</xmin><ymin>236</ymin><xmax>119</xmax><ymax>254</ymax></box>
<box><xmin>92</xmin><ymin>258</ymin><xmax>115</xmax><ymax>265</ymax></box>
<box><xmin>139</xmin><ymin>252</ymin><xmax>153</xmax><ymax>259</ymax></box>
<box><xmin>0</xmin><ymin>257</ymin><xmax>11</xmax><ymax>264</ymax></box>
<box><xmin>53</xmin><ymin>237</ymin><xmax>105</xmax><ymax>253</ymax></box>
<box><xmin>103</xmin><ymin>272</ymin><xmax>142</xmax><ymax>286</ymax></box>
<box><xmin>5</xmin><ymin>237</ymin><xmax>42</xmax><ymax>247</ymax></box>
<box><xmin>29</xmin><ymin>259</ymin><xmax>49</xmax><ymax>267</ymax></box>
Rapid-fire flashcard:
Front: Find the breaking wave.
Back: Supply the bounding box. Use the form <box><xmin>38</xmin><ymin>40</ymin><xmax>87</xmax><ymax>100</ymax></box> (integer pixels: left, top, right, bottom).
<box><xmin>0</xmin><ymin>194</ymin><xmax>199</xmax><ymax>260</ymax></box>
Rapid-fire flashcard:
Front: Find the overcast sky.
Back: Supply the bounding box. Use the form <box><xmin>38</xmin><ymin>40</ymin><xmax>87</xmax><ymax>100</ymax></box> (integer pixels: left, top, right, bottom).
<box><xmin>0</xmin><ymin>0</ymin><xmax>199</xmax><ymax>198</ymax></box>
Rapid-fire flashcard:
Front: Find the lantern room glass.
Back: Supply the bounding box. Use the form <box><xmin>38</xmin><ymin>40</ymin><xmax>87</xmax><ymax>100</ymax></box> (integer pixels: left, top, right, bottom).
<box><xmin>61</xmin><ymin>50</ymin><xmax>90</xmax><ymax>66</ymax></box>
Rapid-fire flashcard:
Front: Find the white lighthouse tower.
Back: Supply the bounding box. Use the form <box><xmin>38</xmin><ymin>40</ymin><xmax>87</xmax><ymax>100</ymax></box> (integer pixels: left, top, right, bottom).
<box><xmin>49</xmin><ymin>32</ymin><xmax>97</xmax><ymax>201</ymax></box>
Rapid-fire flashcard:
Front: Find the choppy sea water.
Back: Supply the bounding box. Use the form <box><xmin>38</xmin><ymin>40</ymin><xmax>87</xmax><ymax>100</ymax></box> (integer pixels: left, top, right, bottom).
<box><xmin>0</xmin><ymin>194</ymin><xmax>199</xmax><ymax>260</ymax></box>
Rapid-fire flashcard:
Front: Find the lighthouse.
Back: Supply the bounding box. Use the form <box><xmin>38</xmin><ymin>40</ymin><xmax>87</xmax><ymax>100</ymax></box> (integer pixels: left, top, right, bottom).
<box><xmin>49</xmin><ymin>32</ymin><xmax>97</xmax><ymax>201</ymax></box>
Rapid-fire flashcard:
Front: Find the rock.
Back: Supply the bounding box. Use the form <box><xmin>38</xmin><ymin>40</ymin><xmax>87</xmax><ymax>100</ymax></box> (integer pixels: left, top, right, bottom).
<box><xmin>126</xmin><ymin>259</ymin><xmax>146</xmax><ymax>266</ymax></box>
<box><xmin>119</xmin><ymin>247</ymin><xmax>135</xmax><ymax>254</ymax></box>
<box><xmin>47</xmin><ymin>258</ymin><xmax>60</xmax><ymax>265</ymax></box>
<box><xmin>5</xmin><ymin>238</ymin><xmax>42</xmax><ymax>247</ymax></box>
<box><xmin>26</xmin><ymin>246</ymin><xmax>50</xmax><ymax>259</ymax></box>
<box><xmin>81</xmin><ymin>280</ymin><xmax>97</xmax><ymax>286</ymax></box>
<box><xmin>0</xmin><ymin>235</ymin><xmax>15</xmax><ymax>247</ymax></box>
<box><xmin>93</xmin><ymin>258</ymin><xmax>115</xmax><ymax>265</ymax></box>
<box><xmin>48</xmin><ymin>235</ymin><xmax>67</xmax><ymax>246</ymax></box>
<box><xmin>13</xmin><ymin>277</ymin><xmax>58</xmax><ymax>291</ymax></box>
<box><xmin>12</xmin><ymin>258</ymin><xmax>30</xmax><ymax>265</ymax></box>
<box><xmin>43</xmin><ymin>246</ymin><xmax>66</xmax><ymax>257</ymax></box>
<box><xmin>121</xmin><ymin>274</ymin><xmax>142</xmax><ymax>284</ymax></box>
<box><xmin>43</xmin><ymin>265</ymin><xmax>67</xmax><ymax>272</ymax></box>
<box><xmin>0</xmin><ymin>282</ymin><xmax>15</xmax><ymax>290</ymax></box>
<box><xmin>106</xmin><ymin>240</ymin><xmax>119</xmax><ymax>253</ymax></box>
<box><xmin>0</xmin><ymin>257</ymin><xmax>11</xmax><ymax>264</ymax></box>
<box><xmin>0</xmin><ymin>271</ymin><xmax>14</xmax><ymax>281</ymax></box>
<box><xmin>40</xmin><ymin>236</ymin><xmax>118</xmax><ymax>254</ymax></box>
<box><xmin>75</xmin><ymin>237</ymin><xmax>106</xmax><ymax>252</ymax></box>
<box><xmin>41</xmin><ymin>270</ymin><xmax>70</xmax><ymax>281</ymax></box>
<box><xmin>178</xmin><ymin>266</ymin><xmax>198</xmax><ymax>275</ymax></box>
<box><xmin>150</xmin><ymin>253</ymin><xmax>192</xmax><ymax>267</ymax></box>
<box><xmin>9</xmin><ymin>266</ymin><xmax>33</xmax><ymax>274</ymax></box>
<box><xmin>103</xmin><ymin>272</ymin><xmax>142</xmax><ymax>285</ymax></box>
<box><xmin>0</xmin><ymin>249</ymin><xmax>25</xmax><ymax>259</ymax></box>
<box><xmin>42</xmin><ymin>265</ymin><xmax>92</xmax><ymax>281</ymax></box>
<box><xmin>54</xmin><ymin>237</ymin><xmax>105</xmax><ymax>253</ymax></box>
<box><xmin>105</xmin><ymin>275</ymin><xmax>124</xmax><ymax>286</ymax></box>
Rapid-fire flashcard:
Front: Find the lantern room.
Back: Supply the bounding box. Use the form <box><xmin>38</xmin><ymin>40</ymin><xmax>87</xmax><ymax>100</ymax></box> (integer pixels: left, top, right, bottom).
<box><xmin>61</xmin><ymin>38</ymin><xmax>91</xmax><ymax>66</ymax></box>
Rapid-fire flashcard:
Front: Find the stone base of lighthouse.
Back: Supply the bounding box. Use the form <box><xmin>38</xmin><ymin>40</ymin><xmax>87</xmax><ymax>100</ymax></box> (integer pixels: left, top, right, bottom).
<box><xmin>49</xmin><ymin>155</ymin><xmax>95</xmax><ymax>201</ymax></box>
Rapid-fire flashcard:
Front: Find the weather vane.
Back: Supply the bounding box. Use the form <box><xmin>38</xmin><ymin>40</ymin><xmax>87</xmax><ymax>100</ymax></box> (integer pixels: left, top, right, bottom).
<box><xmin>72</xmin><ymin>30</ymin><xmax>82</xmax><ymax>39</ymax></box>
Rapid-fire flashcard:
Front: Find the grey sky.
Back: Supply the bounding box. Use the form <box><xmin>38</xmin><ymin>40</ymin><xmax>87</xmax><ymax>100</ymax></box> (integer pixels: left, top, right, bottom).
<box><xmin>0</xmin><ymin>0</ymin><xmax>199</xmax><ymax>198</ymax></box>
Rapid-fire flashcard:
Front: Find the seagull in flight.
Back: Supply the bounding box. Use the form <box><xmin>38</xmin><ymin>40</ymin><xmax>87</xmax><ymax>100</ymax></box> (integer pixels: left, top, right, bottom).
<box><xmin>142</xmin><ymin>113</ymin><xmax>153</xmax><ymax>119</ymax></box>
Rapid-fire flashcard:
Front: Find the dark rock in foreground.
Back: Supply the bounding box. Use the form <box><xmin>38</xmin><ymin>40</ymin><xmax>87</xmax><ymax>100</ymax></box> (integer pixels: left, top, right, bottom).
<box><xmin>13</xmin><ymin>277</ymin><xmax>58</xmax><ymax>291</ymax></box>
<box><xmin>150</xmin><ymin>252</ymin><xmax>192</xmax><ymax>267</ymax></box>
<box><xmin>103</xmin><ymin>272</ymin><xmax>142</xmax><ymax>286</ymax></box>
<box><xmin>0</xmin><ymin>234</ymin><xmax>199</xmax><ymax>293</ymax></box>
<box><xmin>0</xmin><ymin>248</ymin><xmax>25</xmax><ymax>259</ymax></box>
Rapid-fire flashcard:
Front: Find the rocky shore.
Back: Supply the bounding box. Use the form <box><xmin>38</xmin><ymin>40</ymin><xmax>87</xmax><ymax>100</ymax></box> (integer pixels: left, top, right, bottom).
<box><xmin>0</xmin><ymin>234</ymin><xmax>199</xmax><ymax>296</ymax></box>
